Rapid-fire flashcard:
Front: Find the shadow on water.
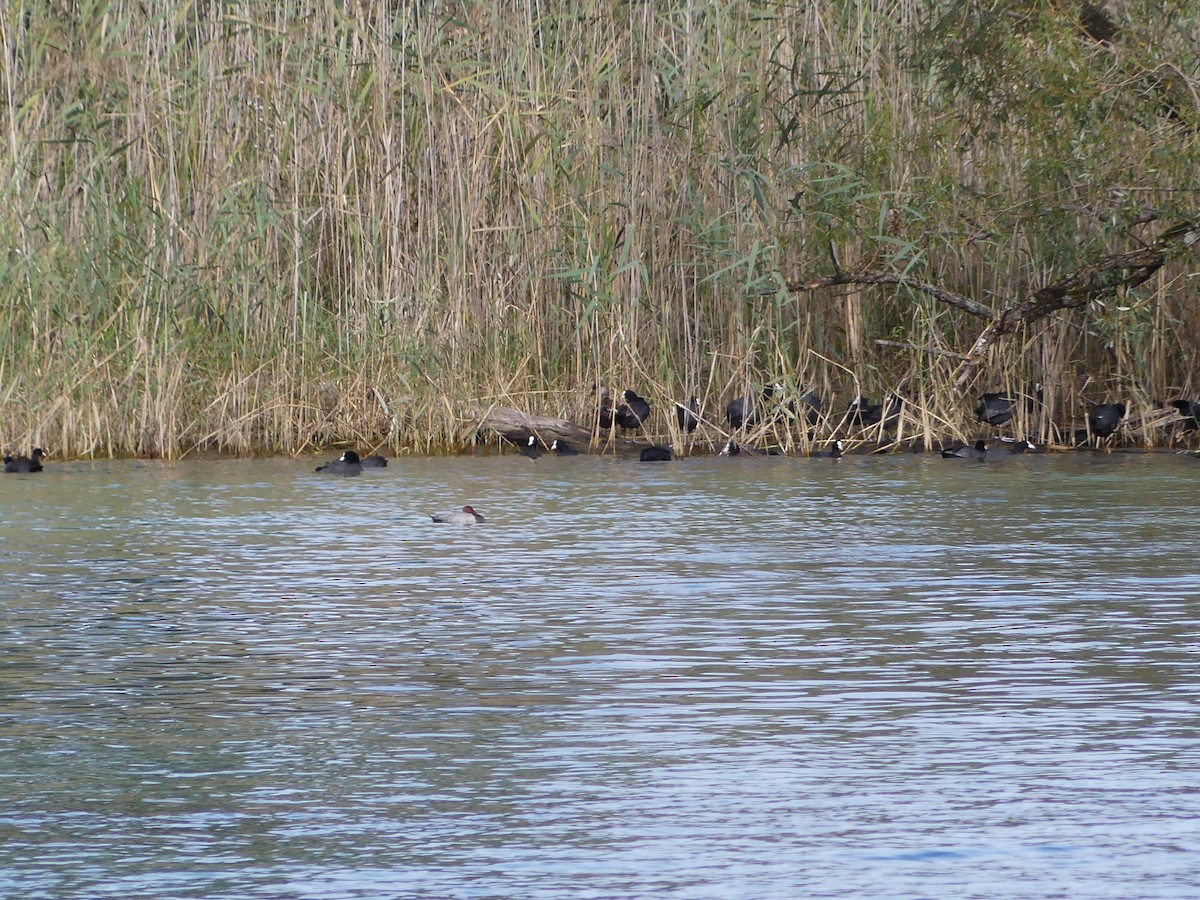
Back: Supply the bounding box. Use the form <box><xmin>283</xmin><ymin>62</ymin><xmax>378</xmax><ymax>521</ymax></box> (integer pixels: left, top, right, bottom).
<box><xmin>2</xmin><ymin>453</ymin><xmax>1199</xmax><ymax>898</ymax></box>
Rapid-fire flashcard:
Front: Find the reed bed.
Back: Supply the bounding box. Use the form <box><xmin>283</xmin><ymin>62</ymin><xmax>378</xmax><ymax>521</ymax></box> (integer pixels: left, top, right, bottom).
<box><xmin>1</xmin><ymin>0</ymin><xmax>1197</xmax><ymax>457</ymax></box>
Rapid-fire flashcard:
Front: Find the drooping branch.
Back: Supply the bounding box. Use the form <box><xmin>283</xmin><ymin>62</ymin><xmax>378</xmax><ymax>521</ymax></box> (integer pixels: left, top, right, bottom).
<box><xmin>785</xmin><ymin>222</ymin><xmax>1200</xmax><ymax>390</ymax></box>
<box><xmin>785</xmin><ymin>268</ymin><xmax>996</xmax><ymax>320</ymax></box>
<box><xmin>874</xmin><ymin>339</ymin><xmax>971</xmax><ymax>361</ymax></box>
<box><xmin>953</xmin><ymin>230</ymin><xmax>1194</xmax><ymax>386</ymax></box>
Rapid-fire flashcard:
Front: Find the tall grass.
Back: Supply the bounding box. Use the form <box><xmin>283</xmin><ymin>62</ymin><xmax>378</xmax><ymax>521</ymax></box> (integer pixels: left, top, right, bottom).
<box><xmin>1</xmin><ymin>0</ymin><xmax>1197</xmax><ymax>457</ymax></box>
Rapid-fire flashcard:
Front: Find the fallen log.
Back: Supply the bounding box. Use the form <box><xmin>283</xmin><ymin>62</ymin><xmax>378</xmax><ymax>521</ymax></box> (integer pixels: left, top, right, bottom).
<box><xmin>469</xmin><ymin>404</ymin><xmax>594</xmax><ymax>447</ymax></box>
<box><xmin>469</xmin><ymin>404</ymin><xmax>683</xmax><ymax>456</ymax></box>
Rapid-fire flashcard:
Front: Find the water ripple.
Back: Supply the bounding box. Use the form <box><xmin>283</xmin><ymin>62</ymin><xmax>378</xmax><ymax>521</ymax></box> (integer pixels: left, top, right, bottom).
<box><xmin>1</xmin><ymin>454</ymin><xmax>1199</xmax><ymax>898</ymax></box>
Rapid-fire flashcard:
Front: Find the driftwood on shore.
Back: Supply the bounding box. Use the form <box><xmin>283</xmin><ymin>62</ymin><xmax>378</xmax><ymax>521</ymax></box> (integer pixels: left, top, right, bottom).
<box><xmin>469</xmin><ymin>405</ymin><xmax>593</xmax><ymax>446</ymax></box>
<box><xmin>469</xmin><ymin>404</ymin><xmax>673</xmax><ymax>455</ymax></box>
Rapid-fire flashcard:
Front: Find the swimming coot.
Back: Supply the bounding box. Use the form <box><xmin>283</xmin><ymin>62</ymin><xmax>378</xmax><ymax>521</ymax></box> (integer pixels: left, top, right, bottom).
<box><xmin>639</xmin><ymin>445</ymin><xmax>672</xmax><ymax>462</ymax></box>
<box><xmin>941</xmin><ymin>439</ymin><xmax>987</xmax><ymax>460</ymax></box>
<box><xmin>315</xmin><ymin>450</ymin><xmax>362</xmax><ymax>475</ymax></box>
<box><xmin>615</xmin><ymin>390</ymin><xmax>651</xmax><ymax>431</ymax></box>
<box><xmin>430</xmin><ymin>505</ymin><xmax>485</xmax><ymax>525</ymax></box>
<box><xmin>1001</xmin><ymin>438</ymin><xmax>1041</xmax><ymax>453</ymax></box>
<box><xmin>719</xmin><ymin>439</ymin><xmax>756</xmax><ymax>457</ymax></box>
<box><xmin>1088</xmin><ymin>402</ymin><xmax>1126</xmax><ymax>438</ymax></box>
<box><xmin>830</xmin><ymin>439</ymin><xmax>844</xmax><ymax>460</ymax></box>
<box><xmin>550</xmin><ymin>439</ymin><xmax>579</xmax><ymax>455</ymax></box>
<box><xmin>360</xmin><ymin>454</ymin><xmax>388</xmax><ymax>468</ymax></box>
<box><xmin>4</xmin><ymin>448</ymin><xmax>45</xmax><ymax>473</ymax></box>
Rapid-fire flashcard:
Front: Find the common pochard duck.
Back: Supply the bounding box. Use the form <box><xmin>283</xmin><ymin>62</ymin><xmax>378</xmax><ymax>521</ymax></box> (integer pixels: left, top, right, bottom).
<box><xmin>430</xmin><ymin>505</ymin><xmax>485</xmax><ymax>525</ymax></box>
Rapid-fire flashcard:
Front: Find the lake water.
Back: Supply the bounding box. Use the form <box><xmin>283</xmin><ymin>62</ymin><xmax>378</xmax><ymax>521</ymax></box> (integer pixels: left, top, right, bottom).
<box><xmin>2</xmin><ymin>451</ymin><xmax>1199</xmax><ymax>899</ymax></box>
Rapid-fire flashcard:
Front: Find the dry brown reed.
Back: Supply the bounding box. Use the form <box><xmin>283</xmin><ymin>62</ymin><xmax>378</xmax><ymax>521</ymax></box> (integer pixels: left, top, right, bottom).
<box><xmin>1</xmin><ymin>1</ymin><xmax>1197</xmax><ymax>458</ymax></box>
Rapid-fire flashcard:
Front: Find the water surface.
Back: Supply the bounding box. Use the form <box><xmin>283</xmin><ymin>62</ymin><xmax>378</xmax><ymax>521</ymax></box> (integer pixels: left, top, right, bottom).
<box><xmin>2</xmin><ymin>451</ymin><xmax>1198</xmax><ymax>898</ymax></box>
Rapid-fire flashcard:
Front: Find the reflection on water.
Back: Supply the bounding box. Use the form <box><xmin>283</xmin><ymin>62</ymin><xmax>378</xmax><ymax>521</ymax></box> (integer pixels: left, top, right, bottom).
<box><xmin>2</xmin><ymin>452</ymin><xmax>1199</xmax><ymax>898</ymax></box>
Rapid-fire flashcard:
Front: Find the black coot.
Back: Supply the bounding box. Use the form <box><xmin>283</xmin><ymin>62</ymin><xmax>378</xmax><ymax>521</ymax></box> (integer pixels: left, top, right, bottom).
<box><xmin>941</xmin><ymin>439</ymin><xmax>987</xmax><ymax>460</ymax></box>
<box><xmin>615</xmin><ymin>390</ymin><xmax>651</xmax><ymax>431</ymax></box>
<box><xmin>4</xmin><ymin>448</ymin><xmax>45</xmax><ymax>473</ymax></box>
<box><xmin>1088</xmin><ymin>403</ymin><xmax>1125</xmax><ymax>438</ymax></box>
<box><xmin>316</xmin><ymin>450</ymin><xmax>363</xmax><ymax>475</ymax></box>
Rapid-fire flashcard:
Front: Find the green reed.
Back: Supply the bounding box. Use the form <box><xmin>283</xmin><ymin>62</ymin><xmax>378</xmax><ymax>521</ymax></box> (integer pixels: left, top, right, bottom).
<box><xmin>0</xmin><ymin>0</ymin><xmax>1196</xmax><ymax>457</ymax></box>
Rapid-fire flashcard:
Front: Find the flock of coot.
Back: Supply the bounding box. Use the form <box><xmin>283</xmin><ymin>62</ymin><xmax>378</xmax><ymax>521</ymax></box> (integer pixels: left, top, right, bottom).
<box><xmin>4</xmin><ymin>388</ymin><xmax>1193</xmax><ymax>527</ymax></box>
<box><xmin>550</xmin><ymin>385</ymin><xmax>1200</xmax><ymax>462</ymax></box>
